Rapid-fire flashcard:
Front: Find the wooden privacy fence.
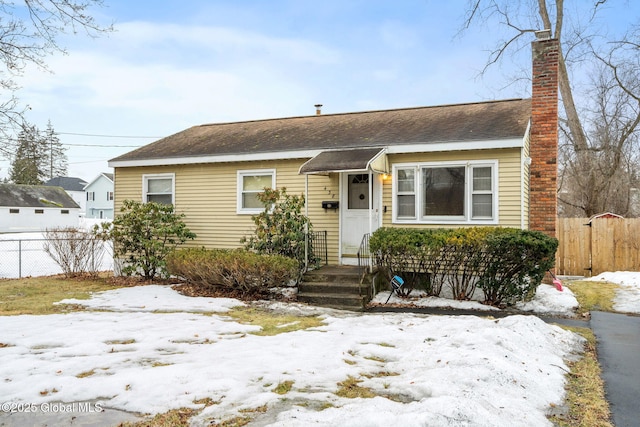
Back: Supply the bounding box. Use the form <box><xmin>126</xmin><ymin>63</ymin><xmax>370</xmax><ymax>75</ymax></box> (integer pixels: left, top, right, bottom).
<box><xmin>557</xmin><ymin>217</ymin><xmax>640</xmax><ymax>276</ymax></box>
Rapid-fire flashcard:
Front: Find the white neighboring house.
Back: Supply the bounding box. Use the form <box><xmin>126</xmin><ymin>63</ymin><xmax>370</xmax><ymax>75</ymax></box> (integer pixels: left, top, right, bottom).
<box><xmin>0</xmin><ymin>184</ymin><xmax>81</xmax><ymax>233</ymax></box>
<box><xmin>84</xmin><ymin>173</ymin><xmax>114</xmax><ymax>219</ymax></box>
<box><xmin>44</xmin><ymin>176</ymin><xmax>88</xmax><ymax>216</ymax></box>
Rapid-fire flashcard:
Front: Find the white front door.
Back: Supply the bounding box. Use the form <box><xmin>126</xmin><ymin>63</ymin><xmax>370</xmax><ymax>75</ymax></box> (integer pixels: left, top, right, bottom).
<box><xmin>340</xmin><ymin>172</ymin><xmax>381</xmax><ymax>264</ymax></box>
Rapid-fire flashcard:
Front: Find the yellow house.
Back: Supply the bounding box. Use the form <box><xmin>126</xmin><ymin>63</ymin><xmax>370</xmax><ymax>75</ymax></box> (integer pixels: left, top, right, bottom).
<box><xmin>110</xmin><ymin>98</ymin><xmax>532</xmax><ymax>265</ymax></box>
<box><xmin>109</xmin><ymin>34</ymin><xmax>559</xmax><ymax>310</ymax></box>
<box><xmin>109</xmin><ymin>35</ymin><xmax>558</xmax><ymax>270</ymax></box>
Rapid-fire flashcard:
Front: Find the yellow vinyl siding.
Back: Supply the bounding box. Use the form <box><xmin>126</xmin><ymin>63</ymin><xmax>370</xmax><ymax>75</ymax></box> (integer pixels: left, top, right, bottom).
<box><xmin>114</xmin><ymin>160</ymin><xmax>340</xmax><ymax>263</ymax></box>
<box><xmin>305</xmin><ymin>173</ymin><xmax>340</xmax><ymax>265</ymax></box>
<box><xmin>114</xmin><ymin>146</ymin><xmax>524</xmax><ymax>264</ymax></box>
<box><xmin>381</xmin><ymin>148</ymin><xmax>524</xmax><ymax>229</ymax></box>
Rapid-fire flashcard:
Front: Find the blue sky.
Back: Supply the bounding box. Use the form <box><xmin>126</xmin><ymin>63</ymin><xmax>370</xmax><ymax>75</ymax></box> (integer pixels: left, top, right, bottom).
<box><xmin>2</xmin><ymin>0</ymin><xmax>637</xmax><ymax>181</ymax></box>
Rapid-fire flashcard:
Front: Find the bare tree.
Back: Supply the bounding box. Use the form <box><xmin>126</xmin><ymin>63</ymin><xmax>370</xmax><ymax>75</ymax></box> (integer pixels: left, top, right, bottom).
<box><xmin>560</xmin><ymin>60</ymin><xmax>640</xmax><ymax>216</ymax></box>
<box><xmin>0</xmin><ymin>1</ymin><xmax>112</xmax><ymax>159</ymax></box>
<box><xmin>461</xmin><ymin>0</ymin><xmax>640</xmax><ymax>217</ymax></box>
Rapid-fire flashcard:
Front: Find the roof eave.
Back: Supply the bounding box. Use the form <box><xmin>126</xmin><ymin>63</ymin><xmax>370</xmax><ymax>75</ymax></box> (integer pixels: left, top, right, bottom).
<box><xmin>109</xmin><ymin>137</ymin><xmax>526</xmax><ymax>169</ymax></box>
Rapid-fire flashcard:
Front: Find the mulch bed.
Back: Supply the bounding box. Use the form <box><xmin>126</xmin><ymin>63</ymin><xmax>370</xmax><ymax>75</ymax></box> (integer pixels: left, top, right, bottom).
<box><xmin>172</xmin><ymin>282</ymin><xmax>288</xmax><ymax>303</ymax></box>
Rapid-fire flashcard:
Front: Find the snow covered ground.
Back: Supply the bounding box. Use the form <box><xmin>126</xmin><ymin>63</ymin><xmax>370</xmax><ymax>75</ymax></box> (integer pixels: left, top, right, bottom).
<box><xmin>374</xmin><ymin>271</ymin><xmax>640</xmax><ymax>317</ymax></box>
<box><xmin>372</xmin><ymin>282</ymin><xmax>580</xmax><ymax>317</ymax></box>
<box><xmin>584</xmin><ymin>271</ymin><xmax>640</xmax><ymax>314</ymax></box>
<box><xmin>1</xmin><ymin>285</ymin><xmax>584</xmax><ymax>427</ymax></box>
<box><xmin>1</xmin><ymin>229</ymin><xmax>639</xmax><ymax>426</ymax></box>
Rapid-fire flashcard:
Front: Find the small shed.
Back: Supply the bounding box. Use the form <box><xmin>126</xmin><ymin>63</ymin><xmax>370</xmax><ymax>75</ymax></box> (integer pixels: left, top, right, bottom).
<box><xmin>0</xmin><ymin>184</ymin><xmax>80</xmax><ymax>233</ymax></box>
<box><xmin>588</xmin><ymin>212</ymin><xmax>624</xmax><ymax>223</ymax></box>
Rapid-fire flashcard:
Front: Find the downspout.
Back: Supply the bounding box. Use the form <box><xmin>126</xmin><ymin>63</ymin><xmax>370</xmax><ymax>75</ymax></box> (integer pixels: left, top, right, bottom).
<box><xmin>304</xmin><ymin>174</ymin><xmax>309</xmax><ymax>271</ymax></box>
<box><xmin>369</xmin><ymin>170</ymin><xmax>373</xmax><ymax>240</ymax></box>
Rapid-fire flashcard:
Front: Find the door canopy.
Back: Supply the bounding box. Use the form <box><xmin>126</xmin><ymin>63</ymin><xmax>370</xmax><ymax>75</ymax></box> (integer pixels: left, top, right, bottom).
<box><xmin>299</xmin><ymin>147</ymin><xmax>388</xmax><ymax>175</ymax></box>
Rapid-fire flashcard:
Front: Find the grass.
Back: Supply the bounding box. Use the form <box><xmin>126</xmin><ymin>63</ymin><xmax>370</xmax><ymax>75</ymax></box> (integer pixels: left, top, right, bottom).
<box><xmin>0</xmin><ymin>274</ymin><xmax>123</xmax><ymax>315</ymax></box>
<box><xmin>550</xmin><ymin>325</ymin><xmax>613</xmax><ymax>427</ymax></box>
<box><xmin>120</xmin><ymin>403</ymin><xmax>265</xmax><ymax>427</ymax></box>
<box><xmin>335</xmin><ymin>376</ymin><xmax>376</xmax><ymax>399</ymax></box>
<box><xmin>119</xmin><ymin>407</ymin><xmax>200</xmax><ymax>427</ymax></box>
<box><xmin>224</xmin><ymin>307</ymin><xmax>325</xmax><ymax>336</ymax></box>
<box><xmin>272</xmin><ymin>380</ymin><xmax>294</xmax><ymax>395</ymax></box>
<box><xmin>565</xmin><ymin>280</ymin><xmax>619</xmax><ymax>316</ymax></box>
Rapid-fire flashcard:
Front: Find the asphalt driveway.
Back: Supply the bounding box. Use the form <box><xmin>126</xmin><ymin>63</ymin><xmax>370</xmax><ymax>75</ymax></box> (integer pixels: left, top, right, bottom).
<box><xmin>590</xmin><ymin>311</ymin><xmax>640</xmax><ymax>427</ymax></box>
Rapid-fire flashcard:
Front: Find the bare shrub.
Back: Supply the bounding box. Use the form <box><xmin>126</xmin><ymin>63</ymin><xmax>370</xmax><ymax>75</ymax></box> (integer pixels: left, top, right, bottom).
<box><xmin>43</xmin><ymin>227</ymin><xmax>105</xmax><ymax>277</ymax></box>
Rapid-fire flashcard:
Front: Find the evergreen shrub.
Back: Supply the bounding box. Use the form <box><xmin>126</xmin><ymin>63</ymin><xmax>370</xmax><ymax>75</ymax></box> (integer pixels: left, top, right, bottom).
<box><xmin>166</xmin><ymin>247</ymin><xmax>298</xmax><ymax>295</ymax></box>
<box><xmin>369</xmin><ymin>227</ymin><xmax>558</xmax><ymax>306</ymax></box>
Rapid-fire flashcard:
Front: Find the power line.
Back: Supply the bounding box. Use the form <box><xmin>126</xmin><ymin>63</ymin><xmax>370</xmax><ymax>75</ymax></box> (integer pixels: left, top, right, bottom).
<box><xmin>56</xmin><ymin>132</ymin><xmax>162</xmax><ymax>139</ymax></box>
<box><xmin>63</xmin><ymin>143</ymin><xmax>143</xmax><ymax>148</ymax></box>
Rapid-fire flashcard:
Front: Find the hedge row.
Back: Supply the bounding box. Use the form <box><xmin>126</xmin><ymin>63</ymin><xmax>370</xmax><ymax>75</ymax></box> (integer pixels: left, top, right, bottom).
<box><xmin>166</xmin><ymin>248</ymin><xmax>298</xmax><ymax>295</ymax></box>
<box><xmin>369</xmin><ymin>227</ymin><xmax>558</xmax><ymax>306</ymax></box>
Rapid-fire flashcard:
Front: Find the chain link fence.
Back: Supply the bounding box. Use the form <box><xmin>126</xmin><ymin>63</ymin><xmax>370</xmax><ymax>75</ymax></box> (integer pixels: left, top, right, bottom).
<box><xmin>0</xmin><ymin>238</ymin><xmax>114</xmax><ymax>279</ymax></box>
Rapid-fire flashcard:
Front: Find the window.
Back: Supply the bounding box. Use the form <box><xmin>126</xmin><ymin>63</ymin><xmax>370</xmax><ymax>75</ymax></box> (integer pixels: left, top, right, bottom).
<box><xmin>35</xmin><ymin>209</ymin><xmax>44</xmax><ymax>214</ymax></box>
<box><xmin>393</xmin><ymin>161</ymin><xmax>497</xmax><ymax>224</ymax></box>
<box><xmin>87</xmin><ymin>192</ymin><xmax>95</xmax><ymax>201</ymax></box>
<box><xmin>9</xmin><ymin>209</ymin><xmax>19</xmax><ymax>214</ymax></box>
<box><xmin>237</xmin><ymin>169</ymin><xmax>275</xmax><ymax>213</ymax></box>
<box><xmin>61</xmin><ymin>210</ymin><xmax>69</xmax><ymax>214</ymax></box>
<box><xmin>107</xmin><ymin>191</ymin><xmax>114</xmax><ymax>201</ymax></box>
<box><xmin>396</xmin><ymin>168</ymin><xmax>416</xmax><ymax>219</ymax></box>
<box><xmin>422</xmin><ymin>166</ymin><xmax>465</xmax><ymax>218</ymax></box>
<box><xmin>143</xmin><ymin>174</ymin><xmax>175</xmax><ymax>205</ymax></box>
<box><xmin>471</xmin><ymin>166</ymin><xmax>493</xmax><ymax>219</ymax></box>
<box><xmin>347</xmin><ymin>174</ymin><xmax>369</xmax><ymax>209</ymax></box>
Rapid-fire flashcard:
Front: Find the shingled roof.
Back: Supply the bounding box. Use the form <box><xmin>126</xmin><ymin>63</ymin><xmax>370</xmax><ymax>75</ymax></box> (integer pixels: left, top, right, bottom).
<box><xmin>110</xmin><ymin>98</ymin><xmax>531</xmax><ymax>165</ymax></box>
<box><xmin>0</xmin><ymin>184</ymin><xmax>80</xmax><ymax>209</ymax></box>
<box><xmin>44</xmin><ymin>176</ymin><xmax>88</xmax><ymax>192</ymax></box>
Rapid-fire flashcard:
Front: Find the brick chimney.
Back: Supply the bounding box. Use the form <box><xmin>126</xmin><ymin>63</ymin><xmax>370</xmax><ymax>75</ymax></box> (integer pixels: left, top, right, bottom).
<box><xmin>529</xmin><ymin>30</ymin><xmax>559</xmax><ymax>239</ymax></box>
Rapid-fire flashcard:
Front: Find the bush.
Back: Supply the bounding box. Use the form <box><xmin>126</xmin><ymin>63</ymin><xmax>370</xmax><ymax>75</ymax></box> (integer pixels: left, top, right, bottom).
<box><xmin>370</xmin><ymin>227</ymin><xmax>558</xmax><ymax>306</ymax></box>
<box><xmin>42</xmin><ymin>227</ymin><xmax>106</xmax><ymax>278</ymax></box>
<box><xmin>477</xmin><ymin>229</ymin><xmax>558</xmax><ymax>306</ymax></box>
<box><xmin>166</xmin><ymin>247</ymin><xmax>298</xmax><ymax>295</ymax></box>
<box><xmin>241</xmin><ymin>187</ymin><xmax>317</xmax><ymax>278</ymax></box>
<box><xmin>94</xmin><ymin>200</ymin><xmax>196</xmax><ymax>280</ymax></box>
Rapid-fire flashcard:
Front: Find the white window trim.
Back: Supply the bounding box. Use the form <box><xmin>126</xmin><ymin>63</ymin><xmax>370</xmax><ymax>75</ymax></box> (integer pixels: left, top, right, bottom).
<box><xmin>392</xmin><ymin>160</ymin><xmax>499</xmax><ymax>225</ymax></box>
<box><xmin>237</xmin><ymin>169</ymin><xmax>276</xmax><ymax>214</ymax></box>
<box><xmin>142</xmin><ymin>173</ymin><xmax>175</xmax><ymax>205</ymax></box>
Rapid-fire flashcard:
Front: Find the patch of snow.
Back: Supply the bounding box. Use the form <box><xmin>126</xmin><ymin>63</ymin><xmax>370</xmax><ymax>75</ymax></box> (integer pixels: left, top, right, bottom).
<box><xmin>372</xmin><ymin>283</ymin><xmax>579</xmax><ymax>317</ymax></box>
<box><xmin>0</xmin><ymin>285</ymin><xmax>585</xmax><ymax>426</ymax></box>
<box><xmin>517</xmin><ymin>284</ymin><xmax>579</xmax><ymax>317</ymax></box>
<box><xmin>57</xmin><ymin>285</ymin><xmax>245</xmax><ymax>313</ymax></box>
<box><xmin>585</xmin><ymin>271</ymin><xmax>640</xmax><ymax>314</ymax></box>
<box><xmin>371</xmin><ymin>290</ymin><xmax>500</xmax><ymax>311</ymax></box>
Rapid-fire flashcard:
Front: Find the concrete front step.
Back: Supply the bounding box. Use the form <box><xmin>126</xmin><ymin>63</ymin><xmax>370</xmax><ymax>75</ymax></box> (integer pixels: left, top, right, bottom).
<box><xmin>299</xmin><ymin>265</ymin><xmax>374</xmax><ymax>311</ymax></box>
<box><xmin>302</xmin><ymin>267</ymin><xmax>369</xmax><ymax>284</ymax></box>
<box><xmin>298</xmin><ymin>281</ymin><xmax>368</xmax><ymax>295</ymax></box>
<box><xmin>297</xmin><ymin>292</ymin><xmax>368</xmax><ymax>311</ymax></box>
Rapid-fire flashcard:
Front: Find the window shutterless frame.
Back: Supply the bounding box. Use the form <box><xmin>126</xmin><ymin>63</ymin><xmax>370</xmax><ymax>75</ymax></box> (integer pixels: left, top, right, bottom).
<box><xmin>236</xmin><ymin>169</ymin><xmax>276</xmax><ymax>214</ymax></box>
<box><xmin>142</xmin><ymin>173</ymin><xmax>175</xmax><ymax>205</ymax></box>
<box><xmin>392</xmin><ymin>160</ymin><xmax>498</xmax><ymax>224</ymax></box>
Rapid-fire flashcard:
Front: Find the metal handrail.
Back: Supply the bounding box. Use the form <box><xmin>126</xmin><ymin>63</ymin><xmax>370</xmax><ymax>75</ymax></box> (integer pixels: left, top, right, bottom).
<box><xmin>357</xmin><ymin>233</ymin><xmax>371</xmax><ymax>284</ymax></box>
<box><xmin>306</xmin><ymin>230</ymin><xmax>328</xmax><ymax>270</ymax></box>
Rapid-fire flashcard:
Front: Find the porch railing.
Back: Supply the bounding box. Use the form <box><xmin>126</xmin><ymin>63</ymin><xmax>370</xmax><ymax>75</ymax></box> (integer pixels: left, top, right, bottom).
<box><xmin>357</xmin><ymin>233</ymin><xmax>371</xmax><ymax>283</ymax></box>
<box><xmin>307</xmin><ymin>230</ymin><xmax>328</xmax><ymax>269</ymax></box>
